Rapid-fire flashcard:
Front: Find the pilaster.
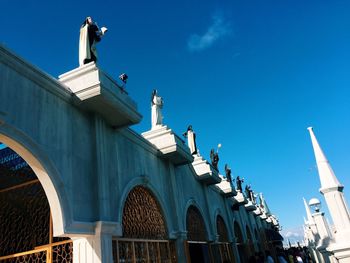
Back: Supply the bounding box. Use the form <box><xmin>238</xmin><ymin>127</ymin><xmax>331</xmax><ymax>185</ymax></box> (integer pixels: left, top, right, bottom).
<box><xmin>72</xmin><ymin>221</ymin><xmax>119</xmax><ymax>263</ymax></box>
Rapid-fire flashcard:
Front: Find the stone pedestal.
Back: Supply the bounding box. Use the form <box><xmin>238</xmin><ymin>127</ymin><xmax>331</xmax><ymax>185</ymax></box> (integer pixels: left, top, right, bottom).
<box><xmin>234</xmin><ymin>191</ymin><xmax>247</xmax><ymax>204</ymax></box>
<box><xmin>311</xmin><ymin>212</ymin><xmax>333</xmax><ymax>262</ymax></box>
<box><xmin>312</xmin><ymin>212</ymin><xmax>332</xmax><ymax>242</ymax></box>
<box><xmin>244</xmin><ymin>200</ymin><xmax>256</xmax><ymax>211</ymax></box>
<box><xmin>328</xmin><ymin>242</ymin><xmax>350</xmax><ymax>263</ymax></box>
<box><xmin>59</xmin><ymin>62</ymin><xmax>142</xmax><ymax>128</ymax></box>
<box><xmin>260</xmin><ymin>213</ymin><xmax>267</xmax><ymax>220</ymax></box>
<box><xmin>142</xmin><ymin>125</ymin><xmax>193</xmax><ymax>165</ymax></box>
<box><xmin>253</xmin><ymin>207</ymin><xmax>262</xmax><ymax>216</ymax></box>
<box><xmin>216</xmin><ymin>176</ymin><xmax>236</xmax><ymax>197</ymax></box>
<box><xmin>191</xmin><ymin>155</ymin><xmax>221</xmax><ymax>185</ymax></box>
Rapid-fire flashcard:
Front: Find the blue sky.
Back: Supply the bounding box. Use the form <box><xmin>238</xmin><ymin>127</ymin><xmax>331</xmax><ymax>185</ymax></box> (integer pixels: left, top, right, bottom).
<box><xmin>2</xmin><ymin>0</ymin><xmax>350</xmax><ymax>243</ymax></box>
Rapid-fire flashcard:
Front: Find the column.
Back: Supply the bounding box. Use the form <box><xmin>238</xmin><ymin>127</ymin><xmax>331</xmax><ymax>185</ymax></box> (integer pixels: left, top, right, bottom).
<box><xmin>72</xmin><ymin>221</ymin><xmax>119</xmax><ymax>263</ymax></box>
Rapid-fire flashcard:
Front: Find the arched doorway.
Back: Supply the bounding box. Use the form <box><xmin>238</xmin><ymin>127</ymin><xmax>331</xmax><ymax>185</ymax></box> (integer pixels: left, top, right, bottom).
<box><xmin>0</xmin><ymin>144</ymin><xmax>72</xmax><ymax>262</ymax></box>
<box><xmin>210</xmin><ymin>215</ymin><xmax>235</xmax><ymax>263</ymax></box>
<box><xmin>113</xmin><ymin>186</ymin><xmax>176</xmax><ymax>262</ymax></box>
<box><xmin>234</xmin><ymin>222</ymin><xmax>245</xmax><ymax>263</ymax></box>
<box><xmin>185</xmin><ymin>205</ymin><xmax>210</xmax><ymax>263</ymax></box>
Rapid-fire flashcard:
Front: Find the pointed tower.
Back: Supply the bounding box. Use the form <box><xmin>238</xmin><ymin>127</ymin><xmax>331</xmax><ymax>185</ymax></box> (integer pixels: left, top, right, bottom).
<box><xmin>303</xmin><ymin>197</ymin><xmax>319</xmax><ymax>248</ymax></box>
<box><xmin>307</xmin><ymin>127</ymin><xmax>350</xmax><ymax>238</ymax></box>
<box><xmin>303</xmin><ymin>197</ymin><xmax>314</xmax><ymax>224</ymax></box>
<box><xmin>260</xmin><ymin>193</ymin><xmax>271</xmax><ymax>216</ymax></box>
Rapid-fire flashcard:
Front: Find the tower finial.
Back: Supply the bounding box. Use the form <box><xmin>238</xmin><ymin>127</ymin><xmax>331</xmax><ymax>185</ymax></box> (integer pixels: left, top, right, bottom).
<box><xmin>307</xmin><ymin>127</ymin><xmax>342</xmax><ymax>190</ymax></box>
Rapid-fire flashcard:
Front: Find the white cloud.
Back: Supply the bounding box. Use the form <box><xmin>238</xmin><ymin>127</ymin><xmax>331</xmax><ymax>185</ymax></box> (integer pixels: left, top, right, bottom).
<box><xmin>285</xmin><ymin>231</ymin><xmax>301</xmax><ymax>238</ymax></box>
<box><xmin>281</xmin><ymin>226</ymin><xmax>304</xmax><ymax>240</ymax></box>
<box><xmin>280</xmin><ymin>227</ymin><xmax>306</xmax><ymax>246</ymax></box>
<box><xmin>187</xmin><ymin>15</ymin><xmax>231</xmax><ymax>52</ymax></box>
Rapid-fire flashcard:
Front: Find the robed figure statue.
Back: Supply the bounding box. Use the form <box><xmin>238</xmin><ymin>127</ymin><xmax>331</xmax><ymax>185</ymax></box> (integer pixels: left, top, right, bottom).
<box><xmin>79</xmin><ymin>16</ymin><xmax>107</xmax><ymax>66</ymax></box>
<box><xmin>224</xmin><ymin>164</ymin><xmax>232</xmax><ymax>184</ymax></box>
<box><xmin>236</xmin><ymin>176</ymin><xmax>244</xmax><ymax>192</ymax></box>
<box><xmin>210</xmin><ymin>149</ymin><xmax>219</xmax><ymax>171</ymax></box>
<box><xmin>183</xmin><ymin>125</ymin><xmax>197</xmax><ymax>155</ymax></box>
<box><xmin>151</xmin><ymin>89</ymin><xmax>164</xmax><ymax>128</ymax></box>
<box><xmin>245</xmin><ymin>184</ymin><xmax>254</xmax><ymax>201</ymax></box>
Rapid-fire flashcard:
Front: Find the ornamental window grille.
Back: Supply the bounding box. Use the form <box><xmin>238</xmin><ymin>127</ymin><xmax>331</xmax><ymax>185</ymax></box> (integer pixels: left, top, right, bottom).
<box><xmin>122</xmin><ymin>186</ymin><xmax>167</xmax><ymax>239</ymax></box>
<box><xmin>114</xmin><ymin>186</ymin><xmax>176</xmax><ymax>263</ymax></box>
<box><xmin>0</xmin><ymin>146</ymin><xmax>72</xmax><ymax>262</ymax></box>
<box><xmin>234</xmin><ymin>221</ymin><xmax>246</xmax><ymax>263</ymax></box>
<box><xmin>234</xmin><ymin>222</ymin><xmax>243</xmax><ymax>244</ymax></box>
<box><xmin>211</xmin><ymin>215</ymin><xmax>234</xmax><ymax>262</ymax></box>
<box><xmin>216</xmin><ymin>215</ymin><xmax>229</xmax><ymax>242</ymax></box>
<box><xmin>186</xmin><ymin>205</ymin><xmax>207</xmax><ymax>242</ymax></box>
<box><xmin>246</xmin><ymin>226</ymin><xmax>254</xmax><ymax>257</ymax></box>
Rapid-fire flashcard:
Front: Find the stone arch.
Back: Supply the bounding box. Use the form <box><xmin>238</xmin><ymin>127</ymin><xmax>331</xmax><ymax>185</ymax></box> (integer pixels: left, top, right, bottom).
<box><xmin>234</xmin><ymin>221</ymin><xmax>246</xmax><ymax>263</ymax></box>
<box><xmin>234</xmin><ymin>221</ymin><xmax>244</xmax><ymax>244</ymax></box>
<box><xmin>117</xmin><ymin>177</ymin><xmax>173</xmax><ymax>237</ymax></box>
<box><xmin>121</xmin><ymin>185</ymin><xmax>168</xmax><ymax>239</ymax></box>
<box><xmin>211</xmin><ymin>214</ymin><xmax>235</xmax><ymax>263</ymax></box>
<box><xmin>186</xmin><ymin>205</ymin><xmax>209</xmax><ymax>241</ymax></box>
<box><xmin>185</xmin><ymin>204</ymin><xmax>212</xmax><ymax>263</ymax></box>
<box><xmin>182</xmin><ymin>198</ymin><xmax>212</xmax><ymax>240</ymax></box>
<box><xmin>216</xmin><ymin>215</ymin><xmax>230</xmax><ymax>242</ymax></box>
<box><xmin>254</xmin><ymin>228</ymin><xmax>263</xmax><ymax>252</ymax></box>
<box><xmin>213</xmin><ymin>208</ymin><xmax>224</xmax><ymax>236</ymax></box>
<box><xmin>246</xmin><ymin>225</ymin><xmax>255</xmax><ymax>256</ymax></box>
<box><xmin>115</xmin><ymin>185</ymin><xmax>177</xmax><ymax>262</ymax></box>
<box><xmin>183</xmin><ymin>199</ymin><xmax>211</xmax><ymax>239</ymax></box>
<box><xmin>246</xmin><ymin>225</ymin><xmax>253</xmax><ymax>242</ymax></box>
<box><xmin>0</xmin><ymin>128</ymin><xmax>69</xmax><ymax>236</ymax></box>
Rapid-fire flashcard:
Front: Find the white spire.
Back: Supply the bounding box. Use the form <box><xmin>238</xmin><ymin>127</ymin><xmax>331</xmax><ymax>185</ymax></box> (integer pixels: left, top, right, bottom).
<box><xmin>260</xmin><ymin>193</ymin><xmax>271</xmax><ymax>215</ymax></box>
<box><xmin>303</xmin><ymin>197</ymin><xmax>314</xmax><ymax>224</ymax></box>
<box><xmin>307</xmin><ymin>127</ymin><xmax>342</xmax><ymax>190</ymax></box>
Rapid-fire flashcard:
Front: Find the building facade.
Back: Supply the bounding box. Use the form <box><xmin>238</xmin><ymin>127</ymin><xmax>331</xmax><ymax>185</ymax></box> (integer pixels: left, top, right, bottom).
<box><xmin>0</xmin><ymin>44</ymin><xmax>282</xmax><ymax>263</ymax></box>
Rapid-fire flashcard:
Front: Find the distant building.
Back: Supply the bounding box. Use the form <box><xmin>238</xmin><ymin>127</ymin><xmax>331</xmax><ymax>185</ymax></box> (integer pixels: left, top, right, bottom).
<box><xmin>0</xmin><ymin>44</ymin><xmax>282</xmax><ymax>263</ymax></box>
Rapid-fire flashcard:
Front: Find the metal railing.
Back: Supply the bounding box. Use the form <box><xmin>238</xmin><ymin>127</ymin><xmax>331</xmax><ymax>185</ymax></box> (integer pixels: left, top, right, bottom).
<box><xmin>0</xmin><ymin>240</ymin><xmax>73</xmax><ymax>263</ymax></box>
<box><xmin>112</xmin><ymin>238</ymin><xmax>177</xmax><ymax>263</ymax></box>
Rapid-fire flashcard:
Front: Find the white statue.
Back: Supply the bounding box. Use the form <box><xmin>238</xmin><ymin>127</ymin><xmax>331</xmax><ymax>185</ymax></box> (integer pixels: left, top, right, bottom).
<box><xmin>151</xmin><ymin>89</ymin><xmax>163</xmax><ymax>128</ymax></box>
<box><xmin>183</xmin><ymin>125</ymin><xmax>197</xmax><ymax>155</ymax></box>
<box><xmin>79</xmin><ymin>16</ymin><xmax>107</xmax><ymax>66</ymax></box>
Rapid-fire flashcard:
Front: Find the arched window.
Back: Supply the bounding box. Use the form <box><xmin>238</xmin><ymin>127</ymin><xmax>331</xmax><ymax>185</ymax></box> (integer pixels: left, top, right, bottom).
<box><xmin>211</xmin><ymin>215</ymin><xmax>234</xmax><ymax>262</ymax></box>
<box><xmin>122</xmin><ymin>186</ymin><xmax>167</xmax><ymax>239</ymax></box>
<box><xmin>234</xmin><ymin>221</ymin><xmax>246</xmax><ymax>263</ymax></box>
<box><xmin>254</xmin><ymin>228</ymin><xmax>263</xmax><ymax>252</ymax></box>
<box><xmin>185</xmin><ymin>205</ymin><xmax>210</xmax><ymax>262</ymax></box>
<box><xmin>217</xmin><ymin>215</ymin><xmax>229</xmax><ymax>242</ymax></box>
<box><xmin>0</xmin><ymin>145</ymin><xmax>72</xmax><ymax>262</ymax></box>
<box><xmin>246</xmin><ymin>225</ymin><xmax>254</xmax><ymax>256</ymax></box>
<box><xmin>114</xmin><ymin>186</ymin><xmax>176</xmax><ymax>263</ymax></box>
<box><xmin>186</xmin><ymin>205</ymin><xmax>208</xmax><ymax>241</ymax></box>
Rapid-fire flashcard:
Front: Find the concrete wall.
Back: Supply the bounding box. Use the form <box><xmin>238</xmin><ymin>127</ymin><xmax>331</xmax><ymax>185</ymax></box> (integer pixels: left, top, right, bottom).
<box><xmin>0</xmin><ymin>44</ymin><xmax>280</xmax><ymax>262</ymax></box>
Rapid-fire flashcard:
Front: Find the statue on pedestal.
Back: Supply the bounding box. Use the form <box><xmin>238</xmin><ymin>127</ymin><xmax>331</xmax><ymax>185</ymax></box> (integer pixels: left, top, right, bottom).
<box><xmin>210</xmin><ymin>149</ymin><xmax>219</xmax><ymax>171</ymax></box>
<box><xmin>236</xmin><ymin>176</ymin><xmax>244</xmax><ymax>192</ymax></box>
<box><xmin>252</xmin><ymin>192</ymin><xmax>257</xmax><ymax>205</ymax></box>
<box><xmin>79</xmin><ymin>16</ymin><xmax>107</xmax><ymax>66</ymax></box>
<box><xmin>183</xmin><ymin>125</ymin><xmax>197</xmax><ymax>155</ymax></box>
<box><xmin>151</xmin><ymin>89</ymin><xmax>163</xmax><ymax>128</ymax></box>
<box><xmin>258</xmin><ymin>194</ymin><xmax>264</xmax><ymax>209</ymax></box>
<box><xmin>245</xmin><ymin>184</ymin><xmax>253</xmax><ymax>201</ymax></box>
<box><xmin>224</xmin><ymin>164</ymin><xmax>232</xmax><ymax>184</ymax></box>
